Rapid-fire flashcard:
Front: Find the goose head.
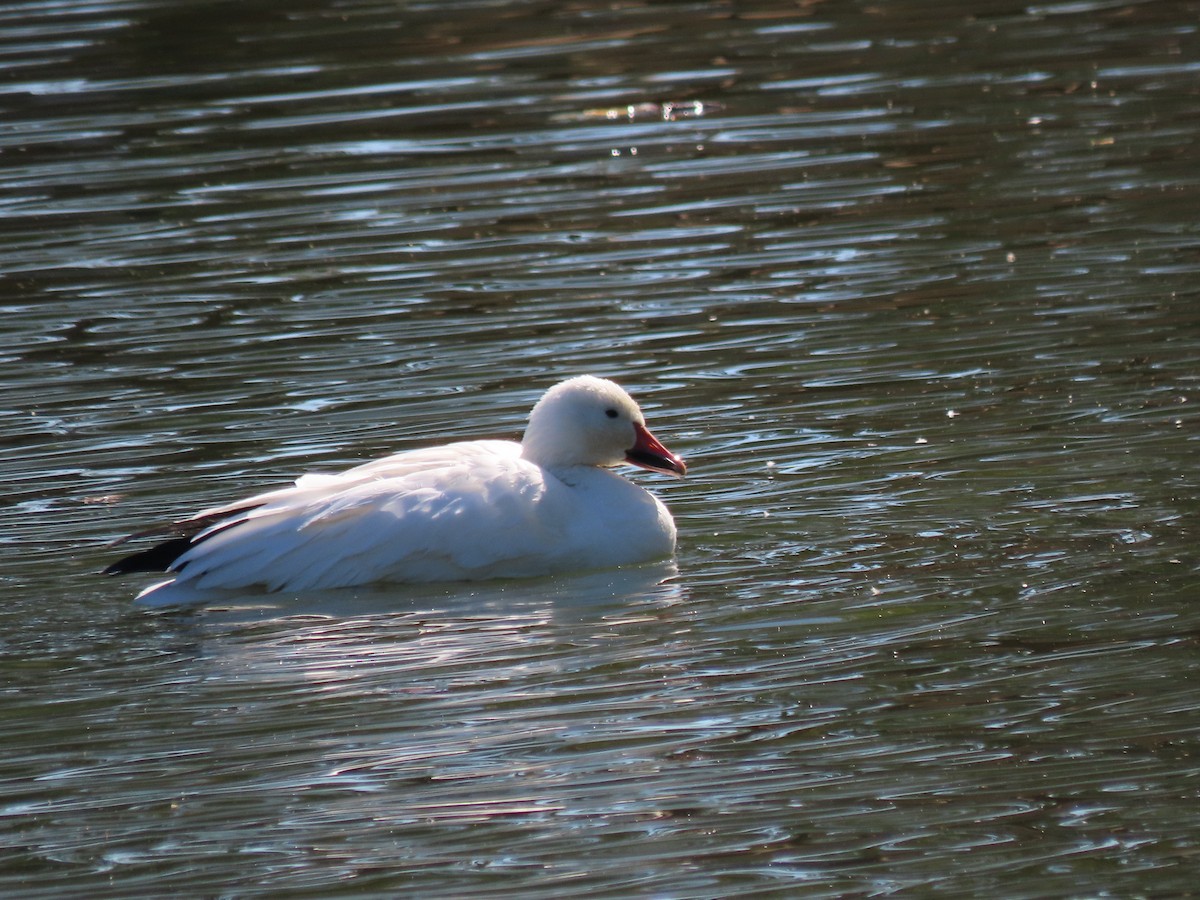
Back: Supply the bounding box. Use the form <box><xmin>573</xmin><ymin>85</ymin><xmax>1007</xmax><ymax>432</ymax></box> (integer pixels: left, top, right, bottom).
<box><xmin>521</xmin><ymin>376</ymin><xmax>686</xmax><ymax>476</ymax></box>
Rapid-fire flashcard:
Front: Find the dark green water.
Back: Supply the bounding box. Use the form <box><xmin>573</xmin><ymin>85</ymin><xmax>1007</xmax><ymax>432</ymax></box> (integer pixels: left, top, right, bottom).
<box><xmin>2</xmin><ymin>0</ymin><xmax>1198</xmax><ymax>896</ymax></box>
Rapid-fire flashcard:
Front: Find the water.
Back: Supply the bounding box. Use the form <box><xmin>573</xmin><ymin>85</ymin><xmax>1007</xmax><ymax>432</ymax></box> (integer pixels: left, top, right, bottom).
<box><xmin>2</xmin><ymin>0</ymin><xmax>1199</xmax><ymax>895</ymax></box>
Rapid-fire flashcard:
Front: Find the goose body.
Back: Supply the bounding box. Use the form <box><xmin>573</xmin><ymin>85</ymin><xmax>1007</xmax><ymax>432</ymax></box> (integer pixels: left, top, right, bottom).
<box><xmin>106</xmin><ymin>376</ymin><xmax>686</xmax><ymax>607</ymax></box>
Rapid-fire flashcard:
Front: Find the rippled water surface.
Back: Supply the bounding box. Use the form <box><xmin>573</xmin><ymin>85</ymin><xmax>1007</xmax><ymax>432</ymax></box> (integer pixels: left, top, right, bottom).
<box><xmin>3</xmin><ymin>0</ymin><xmax>1199</xmax><ymax>896</ymax></box>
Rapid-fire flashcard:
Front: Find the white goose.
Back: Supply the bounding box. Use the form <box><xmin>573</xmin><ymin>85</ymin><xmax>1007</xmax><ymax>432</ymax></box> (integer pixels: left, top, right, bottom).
<box><xmin>106</xmin><ymin>376</ymin><xmax>686</xmax><ymax>607</ymax></box>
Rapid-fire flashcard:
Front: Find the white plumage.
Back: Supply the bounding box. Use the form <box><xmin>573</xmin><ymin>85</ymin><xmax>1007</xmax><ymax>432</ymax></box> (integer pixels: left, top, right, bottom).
<box><xmin>106</xmin><ymin>376</ymin><xmax>686</xmax><ymax>607</ymax></box>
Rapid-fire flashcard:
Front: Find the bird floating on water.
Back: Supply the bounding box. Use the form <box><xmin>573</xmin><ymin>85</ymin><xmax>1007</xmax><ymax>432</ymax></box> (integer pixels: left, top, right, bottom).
<box><xmin>105</xmin><ymin>375</ymin><xmax>686</xmax><ymax>607</ymax></box>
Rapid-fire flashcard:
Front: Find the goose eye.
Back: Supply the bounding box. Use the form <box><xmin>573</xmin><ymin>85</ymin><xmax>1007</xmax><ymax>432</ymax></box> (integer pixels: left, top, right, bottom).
<box><xmin>605</xmin><ymin>408</ymin><xmax>619</xmax><ymax>419</ymax></box>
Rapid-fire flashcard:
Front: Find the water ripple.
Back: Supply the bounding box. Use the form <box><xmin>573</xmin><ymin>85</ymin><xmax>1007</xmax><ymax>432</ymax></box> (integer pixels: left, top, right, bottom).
<box><xmin>2</xmin><ymin>0</ymin><xmax>1199</xmax><ymax>896</ymax></box>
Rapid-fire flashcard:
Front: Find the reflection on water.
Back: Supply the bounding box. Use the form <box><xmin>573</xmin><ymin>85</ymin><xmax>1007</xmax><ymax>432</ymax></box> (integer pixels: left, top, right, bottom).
<box><xmin>2</xmin><ymin>0</ymin><xmax>1199</xmax><ymax>896</ymax></box>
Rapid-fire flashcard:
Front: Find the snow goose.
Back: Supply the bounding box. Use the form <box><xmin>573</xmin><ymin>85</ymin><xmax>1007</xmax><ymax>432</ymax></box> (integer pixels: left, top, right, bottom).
<box><xmin>105</xmin><ymin>375</ymin><xmax>686</xmax><ymax>606</ymax></box>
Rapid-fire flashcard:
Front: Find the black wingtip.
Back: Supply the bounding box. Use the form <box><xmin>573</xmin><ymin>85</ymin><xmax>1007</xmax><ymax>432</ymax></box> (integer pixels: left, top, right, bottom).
<box><xmin>103</xmin><ymin>536</ymin><xmax>196</xmax><ymax>575</ymax></box>
<box><xmin>103</xmin><ymin>502</ymin><xmax>265</xmax><ymax>578</ymax></box>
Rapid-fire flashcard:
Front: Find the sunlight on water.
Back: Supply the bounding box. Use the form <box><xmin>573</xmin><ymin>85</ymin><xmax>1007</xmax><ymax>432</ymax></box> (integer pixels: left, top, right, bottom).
<box><xmin>1</xmin><ymin>0</ymin><xmax>1198</xmax><ymax>896</ymax></box>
